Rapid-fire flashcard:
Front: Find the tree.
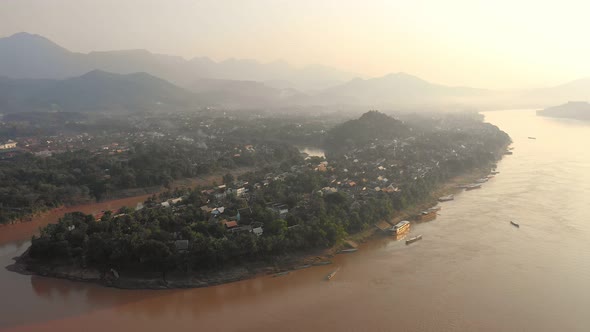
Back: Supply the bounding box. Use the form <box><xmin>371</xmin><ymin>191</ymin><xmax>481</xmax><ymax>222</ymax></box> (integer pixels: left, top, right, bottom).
<box><xmin>222</xmin><ymin>173</ymin><xmax>234</xmax><ymax>185</ymax></box>
<box><xmin>138</xmin><ymin>239</ymin><xmax>172</xmax><ymax>276</ymax></box>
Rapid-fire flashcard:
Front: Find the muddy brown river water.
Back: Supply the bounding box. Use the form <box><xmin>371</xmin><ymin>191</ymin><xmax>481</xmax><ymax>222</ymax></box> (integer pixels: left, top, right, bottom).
<box><xmin>1</xmin><ymin>110</ymin><xmax>590</xmax><ymax>331</ymax></box>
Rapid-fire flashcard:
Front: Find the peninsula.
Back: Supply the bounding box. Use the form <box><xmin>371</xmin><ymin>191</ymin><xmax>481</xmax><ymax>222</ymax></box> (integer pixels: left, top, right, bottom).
<box><xmin>9</xmin><ymin>111</ymin><xmax>511</xmax><ymax>289</ymax></box>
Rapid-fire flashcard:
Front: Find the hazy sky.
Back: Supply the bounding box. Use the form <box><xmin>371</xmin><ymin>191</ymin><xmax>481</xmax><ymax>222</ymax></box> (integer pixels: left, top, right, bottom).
<box><xmin>1</xmin><ymin>0</ymin><xmax>589</xmax><ymax>88</ymax></box>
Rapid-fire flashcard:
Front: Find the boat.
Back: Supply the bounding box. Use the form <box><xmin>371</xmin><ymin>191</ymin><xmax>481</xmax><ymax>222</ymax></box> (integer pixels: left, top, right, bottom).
<box><xmin>465</xmin><ymin>184</ymin><xmax>482</xmax><ymax>190</ymax></box>
<box><xmin>405</xmin><ymin>234</ymin><xmax>423</xmax><ymax>245</ymax></box>
<box><xmin>475</xmin><ymin>178</ymin><xmax>488</xmax><ymax>183</ymax></box>
<box><xmin>491</xmin><ymin>171</ymin><xmax>500</xmax><ymax>175</ymax></box>
<box><xmin>418</xmin><ymin>207</ymin><xmax>440</xmax><ymax>221</ymax></box>
<box><xmin>273</xmin><ymin>271</ymin><xmax>290</xmax><ymax>277</ymax></box>
<box><xmin>339</xmin><ymin>248</ymin><xmax>358</xmax><ymax>254</ymax></box>
<box><xmin>528</xmin><ymin>137</ymin><xmax>536</xmax><ymax>140</ymax></box>
<box><xmin>327</xmin><ymin>267</ymin><xmax>340</xmax><ymax>281</ymax></box>
<box><xmin>438</xmin><ymin>194</ymin><xmax>455</xmax><ymax>202</ymax></box>
<box><xmin>393</xmin><ymin>232</ymin><xmax>408</xmax><ymax>241</ymax></box>
<box><xmin>510</xmin><ymin>221</ymin><xmax>520</xmax><ymax>228</ymax></box>
<box><xmin>312</xmin><ymin>261</ymin><xmax>333</xmax><ymax>266</ymax></box>
<box><xmin>504</xmin><ymin>150</ymin><xmax>513</xmax><ymax>155</ymax></box>
<box><xmin>294</xmin><ymin>264</ymin><xmax>312</xmax><ymax>270</ymax></box>
<box><xmin>389</xmin><ymin>220</ymin><xmax>410</xmax><ymax>235</ymax></box>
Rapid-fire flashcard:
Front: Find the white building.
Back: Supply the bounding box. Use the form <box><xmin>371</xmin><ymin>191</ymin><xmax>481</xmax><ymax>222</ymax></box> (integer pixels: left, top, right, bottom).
<box><xmin>0</xmin><ymin>140</ymin><xmax>17</xmax><ymax>150</ymax></box>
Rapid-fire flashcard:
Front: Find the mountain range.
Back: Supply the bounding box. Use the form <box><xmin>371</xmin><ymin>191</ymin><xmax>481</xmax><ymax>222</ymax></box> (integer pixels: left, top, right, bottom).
<box><xmin>0</xmin><ymin>70</ymin><xmax>196</xmax><ymax>113</ymax></box>
<box><xmin>0</xmin><ymin>32</ymin><xmax>354</xmax><ymax>92</ymax></box>
<box><xmin>1</xmin><ymin>32</ymin><xmax>590</xmax><ymax>113</ymax></box>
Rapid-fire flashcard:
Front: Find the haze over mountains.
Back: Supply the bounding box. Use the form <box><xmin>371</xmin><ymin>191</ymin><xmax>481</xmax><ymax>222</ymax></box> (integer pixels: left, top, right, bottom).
<box><xmin>0</xmin><ymin>70</ymin><xmax>195</xmax><ymax>113</ymax></box>
<box><xmin>1</xmin><ymin>32</ymin><xmax>590</xmax><ymax>113</ymax></box>
<box><xmin>0</xmin><ymin>32</ymin><xmax>353</xmax><ymax>91</ymax></box>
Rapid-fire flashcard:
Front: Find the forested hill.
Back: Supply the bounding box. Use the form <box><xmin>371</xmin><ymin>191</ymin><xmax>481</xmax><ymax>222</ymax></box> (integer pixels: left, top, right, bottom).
<box><xmin>325</xmin><ymin>111</ymin><xmax>410</xmax><ymax>149</ymax></box>
<box><xmin>0</xmin><ymin>70</ymin><xmax>197</xmax><ymax>113</ymax></box>
<box><xmin>537</xmin><ymin>101</ymin><xmax>590</xmax><ymax>121</ymax></box>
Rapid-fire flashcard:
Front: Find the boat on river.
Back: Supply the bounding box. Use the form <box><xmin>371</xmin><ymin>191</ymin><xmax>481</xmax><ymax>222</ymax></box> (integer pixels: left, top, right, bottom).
<box><xmin>510</xmin><ymin>221</ymin><xmax>520</xmax><ymax>228</ymax></box>
<box><xmin>312</xmin><ymin>261</ymin><xmax>333</xmax><ymax>266</ymax></box>
<box><xmin>418</xmin><ymin>207</ymin><xmax>440</xmax><ymax>221</ymax></box>
<box><xmin>528</xmin><ymin>137</ymin><xmax>536</xmax><ymax>140</ymax></box>
<box><xmin>406</xmin><ymin>234</ymin><xmax>423</xmax><ymax>245</ymax></box>
<box><xmin>389</xmin><ymin>220</ymin><xmax>410</xmax><ymax>235</ymax></box>
<box><xmin>327</xmin><ymin>267</ymin><xmax>340</xmax><ymax>281</ymax></box>
<box><xmin>438</xmin><ymin>195</ymin><xmax>455</xmax><ymax>202</ymax></box>
<box><xmin>465</xmin><ymin>184</ymin><xmax>482</xmax><ymax>190</ymax></box>
<box><xmin>340</xmin><ymin>248</ymin><xmax>358</xmax><ymax>254</ymax></box>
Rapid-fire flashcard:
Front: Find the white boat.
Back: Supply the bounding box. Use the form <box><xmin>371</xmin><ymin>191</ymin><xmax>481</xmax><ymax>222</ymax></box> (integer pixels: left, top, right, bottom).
<box><xmin>340</xmin><ymin>248</ymin><xmax>358</xmax><ymax>253</ymax></box>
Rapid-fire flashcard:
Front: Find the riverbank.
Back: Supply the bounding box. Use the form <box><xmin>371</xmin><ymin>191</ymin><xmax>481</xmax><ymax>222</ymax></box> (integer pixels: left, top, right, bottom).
<box><xmin>0</xmin><ymin>167</ymin><xmax>255</xmax><ymax>229</ymax></box>
<box><xmin>6</xmin><ymin>156</ymin><xmax>504</xmax><ymax>290</ymax></box>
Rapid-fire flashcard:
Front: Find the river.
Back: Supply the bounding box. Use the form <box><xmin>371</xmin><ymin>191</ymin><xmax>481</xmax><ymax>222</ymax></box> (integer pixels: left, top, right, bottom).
<box><xmin>1</xmin><ymin>110</ymin><xmax>590</xmax><ymax>331</ymax></box>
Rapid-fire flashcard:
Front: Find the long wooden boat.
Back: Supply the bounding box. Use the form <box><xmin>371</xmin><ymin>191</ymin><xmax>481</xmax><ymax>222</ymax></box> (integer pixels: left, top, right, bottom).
<box><xmin>510</xmin><ymin>221</ymin><xmax>520</xmax><ymax>228</ymax></box>
<box><xmin>312</xmin><ymin>261</ymin><xmax>333</xmax><ymax>266</ymax></box>
<box><xmin>418</xmin><ymin>207</ymin><xmax>440</xmax><ymax>221</ymax></box>
<box><xmin>465</xmin><ymin>184</ymin><xmax>482</xmax><ymax>191</ymax></box>
<box><xmin>438</xmin><ymin>195</ymin><xmax>455</xmax><ymax>202</ymax></box>
<box><xmin>327</xmin><ymin>267</ymin><xmax>340</xmax><ymax>281</ymax></box>
<box><xmin>405</xmin><ymin>234</ymin><xmax>423</xmax><ymax>245</ymax></box>
<box><xmin>340</xmin><ymin>248</ymin><xmax>358</xmax><ymax>254</ymax></box>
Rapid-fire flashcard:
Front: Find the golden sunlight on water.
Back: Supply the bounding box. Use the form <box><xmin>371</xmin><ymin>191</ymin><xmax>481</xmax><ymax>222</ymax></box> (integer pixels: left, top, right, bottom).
<box><xmin>1</xmin><ymin>110</ymin><xmax>590</xmax><ymax>332</ymax></box>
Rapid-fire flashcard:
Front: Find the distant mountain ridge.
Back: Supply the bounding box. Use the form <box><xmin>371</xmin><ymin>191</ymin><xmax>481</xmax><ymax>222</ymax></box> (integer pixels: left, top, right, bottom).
<box><xmin>0</xmin><ymin>70</ymin><xmax>197</xmax><ymax>113</ymax></box>
<box><xmin>0</xmin><ymin>32</ymin><xmax>356</xmax><ymax>92</ymax></box>
<box><xmin>3</xmin><ymin>32</ymin><xmax>590</xmax><ymax>110</ymax></box>
<box><xmin>312</xmin><ymin>72</ymin><xmax>490</xmax><ymax>107</ymax></box>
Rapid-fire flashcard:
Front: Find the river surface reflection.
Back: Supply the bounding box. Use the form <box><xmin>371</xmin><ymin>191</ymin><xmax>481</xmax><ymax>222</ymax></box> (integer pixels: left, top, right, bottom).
<box><xmin>2</xmin><ymin>110</ymin><xmax>590</xmax><ymax>331</ymax></box>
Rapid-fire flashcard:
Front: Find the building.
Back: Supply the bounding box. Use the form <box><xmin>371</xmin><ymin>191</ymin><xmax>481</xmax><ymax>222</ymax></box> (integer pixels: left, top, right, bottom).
<box><xmin>0</xmin><ymin>140</ymin><xmax>17</xmax><ymax>150</ymax></box>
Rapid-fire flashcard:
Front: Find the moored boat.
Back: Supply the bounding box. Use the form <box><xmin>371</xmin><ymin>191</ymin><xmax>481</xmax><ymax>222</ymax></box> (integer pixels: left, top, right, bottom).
<box><xmin>312</xmin><ymin>261</ymin><xmax>333</xmax><ymax>266</ymax></box>
<box><xmin>418</xmin><ymin>207</ymin><xmax>440</xmax><ymax>221</ymax></box>
<box><xmin>340</xmin><ymin>248</ymin><xmax>358</xmax><ymax>254</ymax></box>
<box><xmin>389</xmin><ymin>220</ymin><xmax>410</xmax><ymax>235</ymax></box>
<box><xmin>510</xmin><ymin>220</ymin><xmax>520</xmax><ymax>228</ymax></box>
<box><xmin>465</xmin><ymin>184</ymin><xmax>482</xmax><ymax>190</ymax></box>
<box><xmin>406</xmin><ymin>234</ymin><xmax>423</xmax><ymax>245</ymax></box>
<box><xmin>438</xmin><ymin>194</ymin><xmax>455</xmax><ymax>202</ymax></box>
